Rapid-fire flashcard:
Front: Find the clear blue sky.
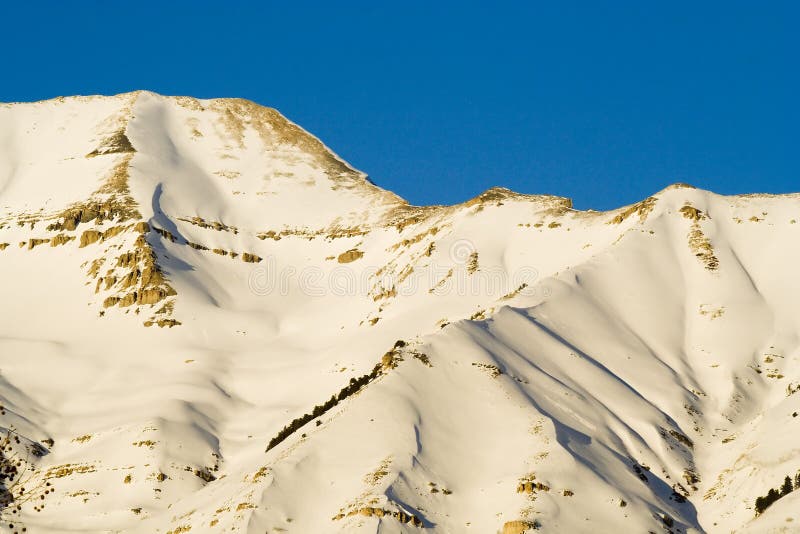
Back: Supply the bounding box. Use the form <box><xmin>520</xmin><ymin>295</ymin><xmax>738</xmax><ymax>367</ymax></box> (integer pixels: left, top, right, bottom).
<box><xmin>2</xmin><ymin>2</ymin><xmax>797</xmax><ymax>209</ymax></box>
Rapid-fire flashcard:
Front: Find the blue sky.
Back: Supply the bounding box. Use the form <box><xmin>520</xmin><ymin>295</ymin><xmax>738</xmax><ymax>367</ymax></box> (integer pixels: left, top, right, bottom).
<box><xmin>2</xmin><ymin>2</ymin><xmax>797</xmax><ymax>209</ymax></box>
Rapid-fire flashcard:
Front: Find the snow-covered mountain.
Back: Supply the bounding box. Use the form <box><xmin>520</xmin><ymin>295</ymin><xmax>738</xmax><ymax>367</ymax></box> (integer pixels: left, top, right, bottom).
<box><xmin>1</xmin><ymin>91</ymin><xmax>799</xmax><ymax>534</ymax></box>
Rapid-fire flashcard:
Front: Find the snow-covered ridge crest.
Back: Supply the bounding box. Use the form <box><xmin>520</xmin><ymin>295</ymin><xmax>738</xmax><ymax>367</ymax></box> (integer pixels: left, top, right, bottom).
<box><xmin>0</xmin><ymin>92</ymin><xmax>799</xmax><ymax>534</ymax></box>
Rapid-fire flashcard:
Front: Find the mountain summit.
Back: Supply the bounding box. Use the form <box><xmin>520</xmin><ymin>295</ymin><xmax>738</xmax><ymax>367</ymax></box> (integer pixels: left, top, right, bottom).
<box><xmin>1</xmin><ymin>92</ymin><xmax>799</xmax><ymax>533</ymax></box>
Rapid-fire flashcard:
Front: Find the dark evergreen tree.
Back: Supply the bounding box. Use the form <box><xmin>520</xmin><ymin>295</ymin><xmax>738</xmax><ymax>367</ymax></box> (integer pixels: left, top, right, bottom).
<box><xmin>781</xmin><ymin>475</ymin><xmax>793</xmax><ymax>496</ymax></box>
<box><xmin>754</xmin><ymin>475</ymin><xmax>800</xmax><ymax>516</ymax></box>
<box><xmin>755</xmin><ymin>495</ymin><xmax>766</xmax><ymax>515</ymax></box>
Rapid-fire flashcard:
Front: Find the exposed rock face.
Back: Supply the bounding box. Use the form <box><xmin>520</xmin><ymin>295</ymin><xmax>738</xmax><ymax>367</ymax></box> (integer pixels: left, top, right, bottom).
<box><xmin>332</xmin><ymin>506</ymin><xmax>424</xmax><ymax>527</ymax></box>
<box><xmin>138</xmin><ymin>288</ymin><xmax>174</xmax><ymax>305</ymax></box>
<box><xmin>687</xmin><ymin>224</ymin><xmax>720</xmax><ymax>271</ymax></box>
<box><xmin>502</xmin><ymin>520</ymin><xmax>536</xmax><ymax>534</ymax></box>
<box><xmin>337</xmin><ymin>248</ymin><xmax>364</xmax><ymax>263</ymax></box>
<box><xmin>680</xmin><ymin>204</ymin><xmax>707</xmax><ymax>221</ymax></box>
<box><xmin>102</xmin><ymin>234</ymin><xmax>177</xmax><ymax>309</ymax></box>
<box><xmin>48</xmin><ymin>156</ymin><xmax>141</xmax><ymax>234</ymax></box>
<box><xmin>467</xmin><ymin>251</ymin><xmax>479</xmax><ymax>274</ymax></box>
<box><xmin>85</xmin><ymin>130</ymin><xmax>136</xmax><ymax>158</ymax></box>
<box><xmin>178</xmin><ymin>216</ymin><xmax>237</xmax><ymax>234</ymax></box>
<box><xmin>608</xmin><ymin>196</ymin><xmax>658</xmax><ymax>224</ymax></box>
<box><xmin>79</xmin><ymin>230</ymin><xmax>102</xmax><ymax>247</ymax></box>
<box><xmin>27</xmin><ymin>238</ymin><xmax>50</xmax><ymax>249</ymax></box>
<box><xmin>143</xmin><ymin>318</ymin><xmax>181</xmax><ymax>328</ymax></box>
<box><xmin>50</xmin><ymin>234</ymin><xmax>75</xmax><ymax>247</ymax></box>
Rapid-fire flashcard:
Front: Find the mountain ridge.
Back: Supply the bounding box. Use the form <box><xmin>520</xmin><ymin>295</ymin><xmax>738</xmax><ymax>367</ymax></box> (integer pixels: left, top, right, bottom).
<box><xmin>0</xmin><ymin>92</ymin><xmax>799</xmax><ymax>533</ymax></box>
<box><xmin>8</xmin><ymin>91</ymin><xmax>797</xmax><ymax>215</ymax></box>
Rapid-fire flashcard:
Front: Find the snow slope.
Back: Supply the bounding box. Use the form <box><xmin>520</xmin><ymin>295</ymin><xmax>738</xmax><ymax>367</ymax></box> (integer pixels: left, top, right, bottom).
<box><xmin>1</xmin><ymin>92</ymin><xmax>799</xmax><ymax>534</ymax></box>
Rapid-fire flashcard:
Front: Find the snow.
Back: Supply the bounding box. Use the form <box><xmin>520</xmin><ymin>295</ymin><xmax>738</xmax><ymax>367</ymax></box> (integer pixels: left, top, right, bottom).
<box><xmin>0</xmin><ymin>92</ymin><xmax>799</xmax><ymax>533</ymax></box>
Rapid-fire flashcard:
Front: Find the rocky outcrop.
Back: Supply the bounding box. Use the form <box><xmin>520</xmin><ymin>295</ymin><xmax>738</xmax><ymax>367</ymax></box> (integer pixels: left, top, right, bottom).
<box><xmin>608</xmin><ymin>196</ymin><xmax>658</xmax><ymax>225</ymax></box>
<box><xmin>139</xmin><ymin>288</ymin><xmax>174</xmax><ymax>305</ymax></box>
<box><xmin>47</xmin><ymin>149</ymin><xmax>141</xmax><ymax>236</ymax></box>
<box><xmin>92</xmin><ymin>230</ymin><xmax>179</xmax><ymax>324</ymax></box>
<box><xmin>337</xmin><ymin>249</ymin><xmax>364</xmax><ymax>263</ymax></box>
<box><xmin>679</xmin><ymin>204</ymin><xmax>707</xmax><ymax>221</ymax></box>
<box><xmin>143</xmin><ymin>318</ymin><xmax>182</xmax><ymax>328</ymax></box>
<box><xmin>27</xmin><ymin>238</ymin><xmax>50</xmax><ymax>249</ymax></box>
<box><xmin>48</xmin><ymin>198</ymin><xmax>139</xmax><ymax>233</ymax></box>
<box><xmin>687</xmin><ymin>224</ymin><xmax>719</xmax><ymax>271</ymax></box>
<box><xmin>50</xmin><ymin>234</ymin><xmax>75</xmax><ymax>247</ymax></box>
<box><xmin>85</xmin><ymin>130</ymin><xmax>135</xmax><ymax>158</ymax></box>
<box><xmin>332</xmin><ymin>506</ymin><xmax>424</xmax><ymax>527</ymax></box>
<box><xmin>516</xmin><ymin>480</ymin><xmax>549</xmax><ymax>494</ymax></box>
<box><xmin>153</xmin><ymin>227</ymin><xmax>176</xmax><ymax>242</ymax></box>
<box><xmin>467</xmin><ymin>251</ymin><xmax>479</xmax><ymax>274</ymax></box>
<box><xmin>256</xmin><ymin>225</ymin><xmax>369</xmax><ymax>241</ymax></box>
<box><xmin>79</xmin><ymin>230</ymin><xmax>102</xmax><ymax>248</ymax></box>
<box><xmin>502</xmin><ymin>520</ymin><xmax>537</xmax><ymax>534</ymax></box>
<box><xmin>178</xmin><ymin>216</ymin><xmax>238</xmax><ymax>234</ymax></box>
<box><xmin>102</xmin><ymin>225</ymin><xmax>126</xmax><ymax>240</ymax></box>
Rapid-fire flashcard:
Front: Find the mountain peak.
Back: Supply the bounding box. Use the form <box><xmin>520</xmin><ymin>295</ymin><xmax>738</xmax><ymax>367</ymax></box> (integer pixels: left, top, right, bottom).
<box><xmin>0</xmin><ymin>91</ymin><xmax>405</xmax><ymax>227</ymax></box>
<box><xmin>2</xmin><ymin>93</ymin><xmax>800</xmax><ymax>534</ymax></box>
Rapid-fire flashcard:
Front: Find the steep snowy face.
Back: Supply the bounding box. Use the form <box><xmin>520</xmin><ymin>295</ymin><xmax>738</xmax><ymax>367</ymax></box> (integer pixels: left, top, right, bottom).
<box><xmin>1</xmin><ymin>93</ymin><xmax>800</xmax><ymax>534</ymax></box>
<box><xmin>0</xmin><ymin>91</ymin><xmax>408</xmax><ymax>331</ymax></box>
<box><xmin>0</xmin><ymin>91</ymin><xmax>402</xmax><ymax>225</ymax></box>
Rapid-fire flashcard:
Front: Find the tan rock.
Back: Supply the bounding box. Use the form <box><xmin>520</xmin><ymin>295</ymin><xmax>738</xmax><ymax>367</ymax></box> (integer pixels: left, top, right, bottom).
<box><xmin>608</xmin><ymin>196</ymin><xmax>658</xmax><ymax>225</ymax></box>
<box><xmin>27</xmin><ymin>238</ymin><xmax>50</xmax><ymax>249</ymax></box>
<box><xmin>257</xmin><ymin>230</ymin><xmax>281</xmax><ymax>241</ymax></box>
<box><xmin>102</xmin><ymin>225</ymin><xmax>126</xmax><ymax>240</ymax></box>
<box><xmin>120</xmin><ymin>270</ymin><xmax>139</xmax><ymax>289</ymax></box>
<box><xmin>680</xmin><ymin>204</ymin><xmax>706</xmax><ymax>221</ymax></box>
<box><xmin>50</xmin><ymin>234</ymin><xmax>75</xmax><ymax>247</ymax></box>
<box><xmin>79</xmin><ymin>230</ymin><xmax>102</xmax><ymax>248</ymax></box>
<box><xmin>467</xmin><ymin>251</ymin><xmax>479</xmax><ymax>273</ymax></box>
<box><xmin>119</xmin><ymin>293</ymin><xmax>137</xmax><ymax>307</ymax></box>
<box><xmin>337</xmin><ymin>248</ymin><xmax>364</xmax><ymax>263</ymax></box>
<box><xmin>154</xmin><ymin>227</ymin><xmax>176</xmax><ymax>242</ymax></box>
<box><xmin>116</xmin><ymin>251</ymin><xmax>139</xmax><ymax>268</ymax></box>
<box><xmin>140</xmin><ymin>266</ymin><xmax>157</xmax><ymax>287</ymax></box>
<box><xmin>502</xmin><ymin>520</ymin><xmax>536</xmax><ymax>534</ymax></box>
<box><xmin>138</xmin><ymin>288</ymin><xmax>170</xmax><ymax>305</ymax></box>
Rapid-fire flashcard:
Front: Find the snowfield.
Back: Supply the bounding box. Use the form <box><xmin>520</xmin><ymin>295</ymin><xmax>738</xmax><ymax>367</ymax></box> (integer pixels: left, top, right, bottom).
<box><xmin>0</xmin><ymin>91</ymin><xmax>799</xmax><ymax>533</ymax></box>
